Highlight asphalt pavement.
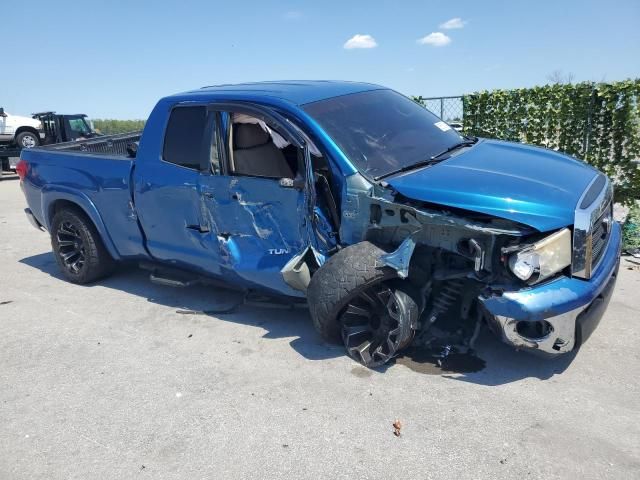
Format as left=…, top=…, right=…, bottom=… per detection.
left=1, top=175, right=639, bottom=479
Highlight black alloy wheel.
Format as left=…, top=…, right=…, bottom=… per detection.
left=340, top=282, right=415, bottom=367
left=56, top=221, right=86, bottom=275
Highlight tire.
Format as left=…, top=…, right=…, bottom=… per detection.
left=15, top=131, right=40, bottom=149
left=50, top=208, right=115, bottom=284
left=308, top=241, right=419, bottom=367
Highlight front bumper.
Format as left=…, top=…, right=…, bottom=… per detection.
left=480, top=221, right=621, bottom=356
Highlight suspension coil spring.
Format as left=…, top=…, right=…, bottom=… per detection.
left=425, top=279, right=465, bottom=325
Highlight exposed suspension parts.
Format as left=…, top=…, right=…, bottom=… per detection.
left=425, top=279, right=465, bottom=326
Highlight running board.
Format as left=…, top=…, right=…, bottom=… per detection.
left=149, top=272, right=197, bottom=288
left=139, top=261, right=242, bottom=293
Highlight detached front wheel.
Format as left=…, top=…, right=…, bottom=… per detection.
left=308, top=241, right=419, bottom=367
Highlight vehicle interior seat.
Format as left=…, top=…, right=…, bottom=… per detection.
left=232, top=123, right=294, bottom=178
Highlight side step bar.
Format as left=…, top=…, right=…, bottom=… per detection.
left=141, top=261, right=199, bottom=288
left=149, top=272, right=197, bottom=288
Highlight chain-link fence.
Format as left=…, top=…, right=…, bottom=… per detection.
left=416, top=79, right=640, bottom=204
left=413, top=96, right=464, bottom=123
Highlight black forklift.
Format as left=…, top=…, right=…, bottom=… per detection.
left=1, top=112, right=101, bottom=179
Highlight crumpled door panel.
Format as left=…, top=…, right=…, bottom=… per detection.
left=199, top=175, right=309, bottom=296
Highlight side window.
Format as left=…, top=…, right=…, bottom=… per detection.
left=228, top=114, right=298, bottom=179
left=163, top=106, right=208, bottom=170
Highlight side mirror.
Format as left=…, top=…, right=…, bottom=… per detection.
left=0, top=107, right=6, bottom=117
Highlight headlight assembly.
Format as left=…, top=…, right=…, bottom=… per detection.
left=508, top=228, right=572, bottom=284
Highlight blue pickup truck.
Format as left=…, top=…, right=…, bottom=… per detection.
left=18, top=81, right=621, bottom=367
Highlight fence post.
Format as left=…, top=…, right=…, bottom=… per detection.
left=440, top=98, right=444, bottom=119
left=462, top=95, right=465, bottom=131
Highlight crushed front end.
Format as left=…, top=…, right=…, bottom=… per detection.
left=480, top=176, right=621, bottom=355
left=340, top=171, right=621, bottom=359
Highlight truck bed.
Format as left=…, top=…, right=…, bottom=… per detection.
left=20, top=131, right=148, bottom=259
left=43, top=132, right=142, bottom=157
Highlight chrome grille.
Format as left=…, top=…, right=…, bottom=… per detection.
left=591, top=203, right=612, bottom=269
left=572, top=174, right=613, bottom=279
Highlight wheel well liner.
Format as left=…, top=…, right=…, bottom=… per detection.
left=49, top=199, right=89, bottom=221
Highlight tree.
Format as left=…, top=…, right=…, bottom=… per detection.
left=547, top=70, right=575, bottom=84
left=92, top=119, right=146, bottom=135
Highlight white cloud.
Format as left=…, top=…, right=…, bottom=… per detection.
left=417, top=32, right=451, bottom=47
left=439, top=17, right=467, bottom=29
left=283, top=11, right=303, bottom=20
left=343, top=34, right=378, bottom=49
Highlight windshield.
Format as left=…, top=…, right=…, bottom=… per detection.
left=303, top=89, right=463, bottom=179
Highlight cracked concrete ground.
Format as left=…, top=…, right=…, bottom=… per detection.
left=1, top=175, right=639, bottom=479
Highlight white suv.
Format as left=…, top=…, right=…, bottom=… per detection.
left=0, top=108, right=45, bottom=148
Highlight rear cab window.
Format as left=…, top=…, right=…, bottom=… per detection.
left=163, top=106, right=209, bottom=170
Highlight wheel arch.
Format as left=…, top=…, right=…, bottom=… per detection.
left=42, top=190, right=121, bottom=260
left=14, top=126, right=40, bottom=140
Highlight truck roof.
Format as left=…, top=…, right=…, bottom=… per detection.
left=32, top=112, right=88, bottom=118
left=178, top=80, right=385, bottom=106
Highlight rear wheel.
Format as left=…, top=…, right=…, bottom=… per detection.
left=15, top=131, right=40, bottom=149
left=308, top=241, right=419, bottom=367
left=50, top=208, right=115, bottom=284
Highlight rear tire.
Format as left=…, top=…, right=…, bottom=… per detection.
left=307, top=241, right=419, bottom=367
left=50, top=208, right=115, bottom=284
left=15, top=131, right=40, bottom=149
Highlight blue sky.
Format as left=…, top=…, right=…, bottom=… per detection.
left=3, top=0, right=639, bottom=119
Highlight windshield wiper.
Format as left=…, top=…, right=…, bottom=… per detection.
left=375, top=158, right=442, bottom=180
left=375, top=137, right=478, bottom=181
left=429, top=137, right=478, bottom=162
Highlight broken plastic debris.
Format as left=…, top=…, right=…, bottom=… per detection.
left=393, top=419, right=402, bottom=436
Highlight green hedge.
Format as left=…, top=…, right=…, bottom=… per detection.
left=462, top=80, right=640, bottom=204
left=92, top=119, right=146, bottom=135
left=623, top=203, right=640, bottom=251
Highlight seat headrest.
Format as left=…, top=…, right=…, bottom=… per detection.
left=234, top=123, right=271, bottom=149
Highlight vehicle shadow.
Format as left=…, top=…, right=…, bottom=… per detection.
left=19, top=252, right=344, bottom=362
left=21, top=252, right=577, bottom=384
left=387, top=330, right=576, bottom=385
